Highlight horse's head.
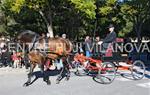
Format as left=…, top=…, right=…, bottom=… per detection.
left=16, top=30, right=39, bottom=43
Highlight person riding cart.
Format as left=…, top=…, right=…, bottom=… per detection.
left=99, top=24, right=117, bottom=53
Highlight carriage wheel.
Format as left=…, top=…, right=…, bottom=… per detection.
left=74, top=62, right=89, bottom=76
left=131, top=60, right=145, bottom=80
left=97, top=62, right=116, bottom=84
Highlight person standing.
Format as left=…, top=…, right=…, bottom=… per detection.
left=84, top=36, right=92, bottom=57
left=11, top=50, right=21, bottom=68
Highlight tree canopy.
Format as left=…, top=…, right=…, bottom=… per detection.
left=0, top=0, right=149, bottom=40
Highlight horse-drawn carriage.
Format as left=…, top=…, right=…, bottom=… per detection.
left=16, top=30, right=145, bottom=86
left=68, top=38, right=146, bottom=84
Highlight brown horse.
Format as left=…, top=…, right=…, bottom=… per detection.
left=17, top=30, right=73, bottom=86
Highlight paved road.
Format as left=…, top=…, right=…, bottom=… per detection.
left=0, top=67, right=149, bottom=95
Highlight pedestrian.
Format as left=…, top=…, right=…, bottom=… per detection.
left=11, top=50, right=21, bottom=68
left=84, top=36, right=92, bottom=57
left=94, top=36, right=101, bottom=56
left=1, top=45, right=8, bottom=67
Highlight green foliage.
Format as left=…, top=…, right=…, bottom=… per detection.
left=100, top=6, right=112, bottom=16
left=70, top=0, right=96, bottom=19
left=99, top=0, right=117, bottom=15
left=11, top=0, right=25, bottom=13
left=0, top=0, right=149, bottom=39
left=0, top=24, right=6, bottom=33
left=118, top=21, right=133, bottom=37
left=2, top=0, right=46, bottom=13
left=120, top=0, right=150, bottom=39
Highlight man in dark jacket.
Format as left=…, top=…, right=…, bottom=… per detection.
left=101, top=24, right=117, bottom=51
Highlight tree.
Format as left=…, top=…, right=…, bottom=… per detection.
left=1, top=0, right=54, bottom=37
left=1, top=0, right=149, bottom=40
left=120, top=0, right=150, bottom=42
left=98, top=0, right=132, bottom=37
left=69, top=0, right=96, bottom=19
left=0, top=0, right=16, bottom=36
left=1, top=0, right=97, bottom=38
left=97, top=0, right=150, bottom=40
left=0, top=7, right=6, bottom=34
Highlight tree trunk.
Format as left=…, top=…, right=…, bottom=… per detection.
left=39, top=10, right=54, bottom=37
left=138, top=23, right=143, bottom=42
left=47, top=0, right=54, bottom=38
left=134, top=23, right=141, bottom=59
left=135, top=22, right=143, bottom=44
left=47, top=23, right=54, bottom=38
left=47, top=9, right=54, bottom=38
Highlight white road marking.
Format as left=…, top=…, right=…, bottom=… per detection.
left=137, top=82, right=150, bottom=88
left=115, top=77, right=132, bottom=81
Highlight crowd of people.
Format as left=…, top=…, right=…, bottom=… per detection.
left=0, top=45, right=24, bottom=68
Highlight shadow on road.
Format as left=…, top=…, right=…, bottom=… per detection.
left=144, top=63, right=150, bottom=79
left=25, top=69, right=68, bottom=86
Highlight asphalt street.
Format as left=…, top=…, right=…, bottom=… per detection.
left=0, top=67, right=149, bottom=95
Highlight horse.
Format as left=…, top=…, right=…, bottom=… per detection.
left=16, top=30, right=73, bottom=86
